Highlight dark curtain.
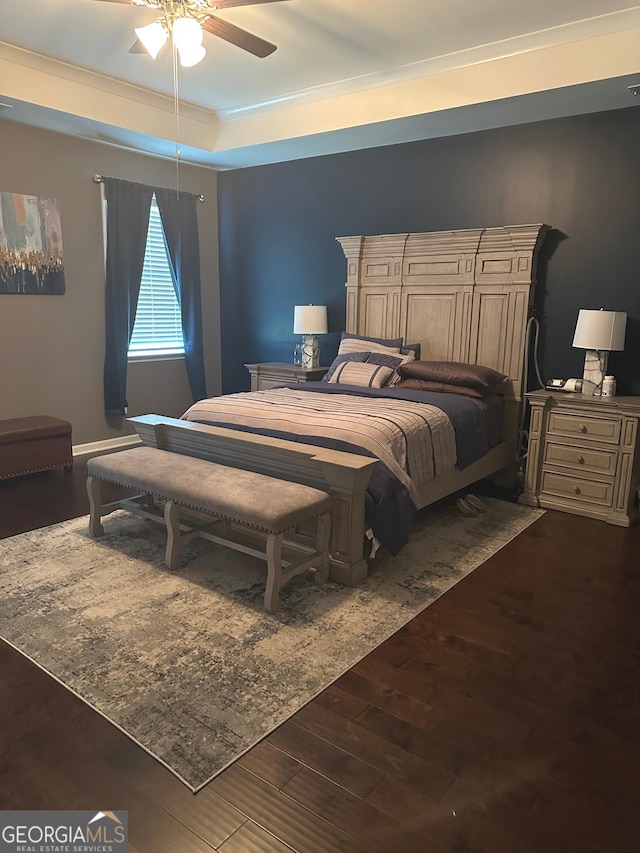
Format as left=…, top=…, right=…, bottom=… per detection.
left=156, top=188, right=208, bottom=402
left=103, top=178, right=153, bottom=417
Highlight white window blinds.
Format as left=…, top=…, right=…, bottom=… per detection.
left=128, top=197, right=185, bottom=358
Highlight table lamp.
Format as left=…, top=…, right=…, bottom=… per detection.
left=572, top=308, right=626, bottom=395
left=293, top=304, right=328, bottom=368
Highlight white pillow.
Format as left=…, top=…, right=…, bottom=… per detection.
left=323, top=351, right=370, bottom=382
left=338, top=338, right=402, bottom=356
left=328, top=361, right=394, bottom=388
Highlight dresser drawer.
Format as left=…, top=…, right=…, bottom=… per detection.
left=547, top=411, right=621, bottom=445
left=521, top=391, right=640, bottom=526
left=257, top=376, right=291, bottom=390
left=540, top=471, right=614, bottom=508
left=247, top=363, right=329, bottom=391
left=543, top=442, right=618, bottom=477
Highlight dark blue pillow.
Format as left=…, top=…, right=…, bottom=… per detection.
left=366, top=352, right=406, bottom=370
left=402, top=343, right=421, bottom=359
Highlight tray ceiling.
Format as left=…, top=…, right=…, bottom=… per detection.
left=1, top=0, right=639, bottom=168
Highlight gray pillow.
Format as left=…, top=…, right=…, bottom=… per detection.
left=397, top=377, right=485, bottom=399
left=367, top=351, right=416, bottom=387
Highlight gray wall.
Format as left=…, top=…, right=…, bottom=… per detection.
left=0, top=120, right=220, bottom=445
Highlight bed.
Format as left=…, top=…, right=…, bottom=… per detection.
left=180, top=382, right=493, bottom=557
left=130, top=223, right=550, bottom=585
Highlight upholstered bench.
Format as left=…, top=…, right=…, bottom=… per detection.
left=86, top=446, right=331, bottom=613
left=0, top=415, right=73, bottom=479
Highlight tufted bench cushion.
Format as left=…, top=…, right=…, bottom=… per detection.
left=88, top=446, right=330, bottom=534
left=0, top=415, right=73, bottom=479
left=87, top=446, right=331, bottom=612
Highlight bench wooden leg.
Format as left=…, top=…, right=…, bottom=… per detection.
left=315, top=512, right=331, bottom=584
left=264, top=532, right=284, bottom=613
left=164, top=500, right=182, bottom=570
left=87, top=475, right=104, bottom=537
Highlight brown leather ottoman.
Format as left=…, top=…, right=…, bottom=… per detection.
left=0, top=415, right=73, bottom=479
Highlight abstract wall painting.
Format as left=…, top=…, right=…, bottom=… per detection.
left=0, top=191, right=65, bottom=294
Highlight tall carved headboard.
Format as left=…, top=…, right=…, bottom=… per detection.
left=337, top=224, right=549, bottom=404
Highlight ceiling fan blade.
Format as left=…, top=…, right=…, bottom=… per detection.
left=203, top=16, right=277, bottom=58
left=129, top=39, right=148, bottom=54
left=212, top=0, right=289, bottom=7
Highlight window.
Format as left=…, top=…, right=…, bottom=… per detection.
left=128, top=197, right=184, bottom=358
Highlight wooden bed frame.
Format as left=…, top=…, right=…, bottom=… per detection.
left=131, top=223, right=550, bottom=586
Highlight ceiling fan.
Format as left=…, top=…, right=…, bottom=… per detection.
left=95, top=0, right=289, bottom=65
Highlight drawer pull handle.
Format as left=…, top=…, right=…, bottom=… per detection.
left=573, top=485, right=581, bottom=494
left=579, top=424, right=587, bottom=433
left=577, top=455, right=585, bottom=464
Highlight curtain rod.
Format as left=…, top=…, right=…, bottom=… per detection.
left=93, top=174, right=205, bottom=202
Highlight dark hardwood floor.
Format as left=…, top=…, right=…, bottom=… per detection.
left=1, top=460, right=639, bottom=852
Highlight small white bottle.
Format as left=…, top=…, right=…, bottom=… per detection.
left=602, top=376, right=616, bottom=397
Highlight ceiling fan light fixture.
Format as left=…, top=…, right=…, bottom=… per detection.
left=177, top=42, right=207, bottom=67
left=172, top=16, right=204, bottom=50
left=172, top=16, right=206, bottom=66
left=135, top=20, right=168, bottom=58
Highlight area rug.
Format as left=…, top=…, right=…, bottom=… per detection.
left=0, top=498, right=542, bottom=792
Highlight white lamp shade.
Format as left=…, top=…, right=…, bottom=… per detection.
left=178, top=42, right=206, bottom=66
left=293, top=305, right=328, bottom=335
left=173, top=16, right=204, bottom=49
left=572, top=309, right=627, bottom=351
left=135, top=21, right=168, bottom=59
left=172, top=17, right=206, bottom=66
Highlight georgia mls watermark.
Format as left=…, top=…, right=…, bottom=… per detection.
left=0, top=811, right=128, bottom=853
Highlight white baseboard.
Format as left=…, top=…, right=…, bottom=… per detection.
left=73, top=434, right=142, bottom=458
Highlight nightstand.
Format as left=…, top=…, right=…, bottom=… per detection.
left=245, top=362, right=329, bottom=391
left=519, top=390, right=640, bottom=526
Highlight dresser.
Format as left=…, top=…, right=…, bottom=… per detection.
left=519, top=391, right=640, bottom=526
left=245, top=362, right=329, bottom=391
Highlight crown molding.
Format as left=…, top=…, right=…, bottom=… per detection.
left=214, top=27, right=640, bottom=154
left=0, top=41, right=217, bottom=149
left=219, top=6, right=640, bottom=119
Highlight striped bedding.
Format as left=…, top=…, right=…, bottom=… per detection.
left=183, top=386, right=457, bottom=505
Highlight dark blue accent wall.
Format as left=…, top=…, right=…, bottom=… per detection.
left=218, top=106, right=640, bottom=395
